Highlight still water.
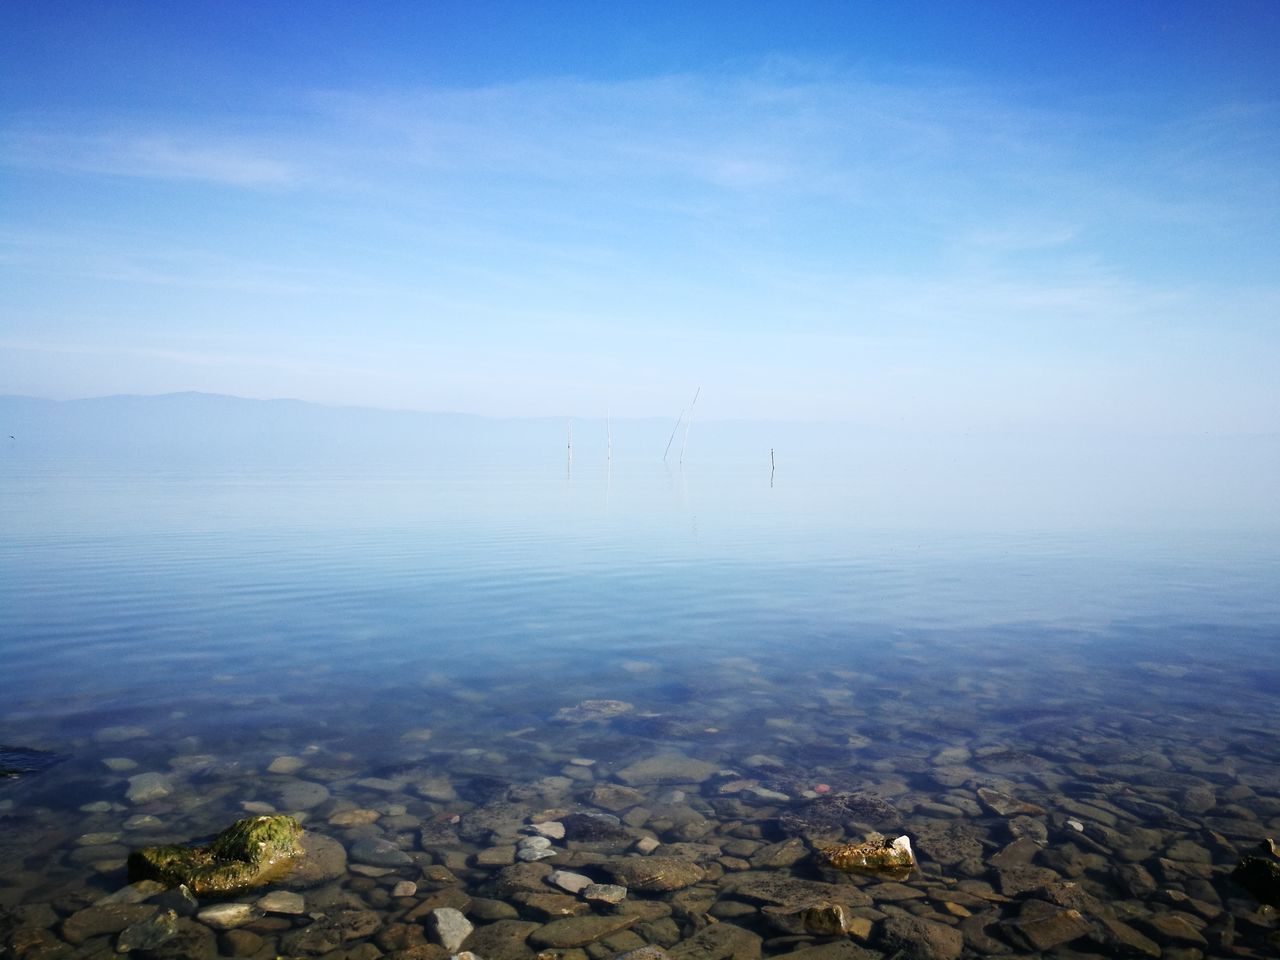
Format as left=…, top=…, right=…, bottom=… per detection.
left=1, top=443, right=1279, bottom=958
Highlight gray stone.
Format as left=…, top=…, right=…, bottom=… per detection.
left=462, top=918, right=540, bottom=960
left=548, top=869, right=593, bottom=894
left=61, top=904, right=158, bottom=945
left=583, top=882, right=627, bottom=904
left=428, top=907, right=474, bottom=953
left=616, top=753, right=718, bottom=785
left=877, top=914, right=963, bottom=960
left=282, top=831, right=347, bottom=887
left=350, top=836, right=414, bottom=867
left=276, top=779, right=331, bottom=810
left=126, top=773, right=173, bottom=804
left=256, top=890, right=305, bottom=914
left=667, top=922, right=762, bottom=960
left=529, top=914, right=637, bottom=948
left=279, top=909, right=381, bottom=954
left=115, top=908, right=178, bottom=953
left=605, top=857, right=705, bottom=892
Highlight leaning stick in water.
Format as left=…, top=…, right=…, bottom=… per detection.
left=679, top=387, right=700, bottom=464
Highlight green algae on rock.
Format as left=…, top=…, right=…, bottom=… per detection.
left=127, top=815, right=303, bottom=896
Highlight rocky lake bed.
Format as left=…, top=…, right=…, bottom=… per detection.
left=3, top=648, right=1279, bottom=960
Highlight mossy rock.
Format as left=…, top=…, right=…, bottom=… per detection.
left=128, top=815, right=303, bottom=896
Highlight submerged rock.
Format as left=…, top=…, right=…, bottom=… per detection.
left=127, top=815, right=304, bottom=896
left=1232, top=839, right=1280, bottom=906
left=605, top=856, right=706, bottom=892
left=816, top=834, right=915, bottom=878
left=554, top=699, right=634, bottom=723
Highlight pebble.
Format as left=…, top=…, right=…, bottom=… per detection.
left=256, top=891, right=305, bottom=914
left=196, top=902, right=258, bottom=930
left=102, top=757, right=138, bottom=772
left=531, top=820, right=566, bottom=839
left=549, top=870, right=593, bottom=894
left=583, top=883, right=627, bottom=904
left=349, top=837, right=414, bottom=867
left=94, top=725, right=149, bottom=743
left=240, top=800, right=275, bottom=814
left=266, top=755, right=306, bottom=775
left=125, top=772, right=173, bottom=804
left=115, top=908, right=178, bottom=952
left=392, top=880, right=417, bottom=898
left=427, top=907, right=474, bottom=953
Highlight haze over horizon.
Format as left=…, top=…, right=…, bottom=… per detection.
left=3, top=2, right=1278, bottom=432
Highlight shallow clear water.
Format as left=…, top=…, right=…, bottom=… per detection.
left=2, top=444, right=1279, bottom=958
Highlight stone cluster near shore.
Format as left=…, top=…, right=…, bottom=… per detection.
left=2, top=678, right=1280, bottom=959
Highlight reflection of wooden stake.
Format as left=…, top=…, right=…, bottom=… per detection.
left=663, top=409, right=684, bottom=462
left=567, top=419, right=573, bottom=478
left=679, top=387, right=700, bottom=465
left=606, top=409, right=612, bottom=462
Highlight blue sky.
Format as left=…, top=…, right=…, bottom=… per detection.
left=2, top=1, right=1278, bottom=430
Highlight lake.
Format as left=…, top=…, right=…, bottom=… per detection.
left=2, top=425, right=1279, bottom=958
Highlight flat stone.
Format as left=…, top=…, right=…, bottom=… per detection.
left=427, top=907, right=474, bottom=953
left=461, top=918, right=540, bottom=960
left=548, top=869, right=593, bottom=894
left=528, top=914, right=637, bottom=948
left=1003, top=905, right=1092, bottom=951
left=583, top=882, right=627, bottom=903
left=218, top=929, right=265, bottom=957
left=196, top=902, right=258, bottom=930
left=606, top=857, right=705, bottom=892
left=103, top=757, right=138, bottom=772
left=531, top=821, right=566, bottom=839
left=283, top=831, right=348, bottom=887
left=126, top=773, right=173, bottom=804
left=95, top=879, right=166, bottom=905
left=279, top=909, right=381, bottom=954
left=877, top=914, right=963, bottom=960
left=329, top=807, right=381, bottom=826
left=115, top=908, right=179, bottom=952
left=977, top=787, right=1045, bottom=817
left=747, top=838, right=806, bottom=869
left=667, top=922, right=762, bottom=960
left=256, top=890, right=305, bottom=914
left=62, top=903, right=158, bottom=944
left=350, top=837, right=414, bottom=867
left=1140, top=913, right=1208, bottom=946
left=393, top=880, right=418, bottom=897
left=616, top=753, right=718, bottom=785
left=276, top=779, right=330, bottom=810
left=356, top=776, right=403, bottom=792
left=267, top=755, right=306, bottom=775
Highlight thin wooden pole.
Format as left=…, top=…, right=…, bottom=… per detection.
left=679, top=387, right=700, bottom=464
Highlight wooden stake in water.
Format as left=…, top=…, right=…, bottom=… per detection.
left=567, top=419, right=573, bottom=478
left=770, top=448, right=775, bottom=488
left=679, top=387, right=700, bottom=465
left=606, top=409, right=612, bottom=463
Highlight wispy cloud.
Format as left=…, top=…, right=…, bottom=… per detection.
left=3, top=128, right=297, bottom=186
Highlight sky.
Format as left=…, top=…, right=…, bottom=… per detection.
left=2, top=0, right=1278, bottom=431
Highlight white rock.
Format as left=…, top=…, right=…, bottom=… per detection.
left=548, top=870, right=593, bottom=894
left=196, top=902, right=258, bottom=930
left=427, top=907, right=473, bottom=953
left=531, top=821, right=566, bottom=840
left=392, top=880, right=417, bottom=898
left=102, top=757, right=138, bottom=772
left=518, top=836, right=552, bottom=851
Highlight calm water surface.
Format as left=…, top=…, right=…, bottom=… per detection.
left=2, top=447, right=1279, bottom=957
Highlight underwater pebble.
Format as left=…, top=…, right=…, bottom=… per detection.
left=256, top=890, right=305, bottom=914
left=266, top=755, right=306, bottom=775
left=197, top=902, right=258, bottom=930
left=531, top=820, right=566, bottom=839
left=125, top=772, right=172, bottom=804
left=392, top=880, right=417, bottom=897
left=102, top=757, right=138, bottom=772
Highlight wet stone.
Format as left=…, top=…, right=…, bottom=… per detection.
left=605, top=857, right=706, bottom=892
left=1003, top=902, right=1093, bottom=951
left=616, top=753, right=718, bottom=786
left=583, top=882, right=627, bottom=903
left=115, top=907, right=178, bottom=953
left=350, top=836, right=415, bottom=867
left=427, top=907, right=474, bottom=953
left=667, top=921, right=762, bottom=960
left=462, top=918, right=540, bottom=960
left=125, top=772, right=173, bottom=804
left=195, top=901, right=258, bottom=930
left=61, top=903, right=158, bottom=944
left=977, top=787, right=1046, bottom=817
left=280, top=909, right=382, bottom=954
left=876, top=914, right=963, bottom=960
left=256, top=890, right=305, bottom=914
left=218, top=928, right=265, bottom=957
left=528, top=914, right=637, bottom=948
